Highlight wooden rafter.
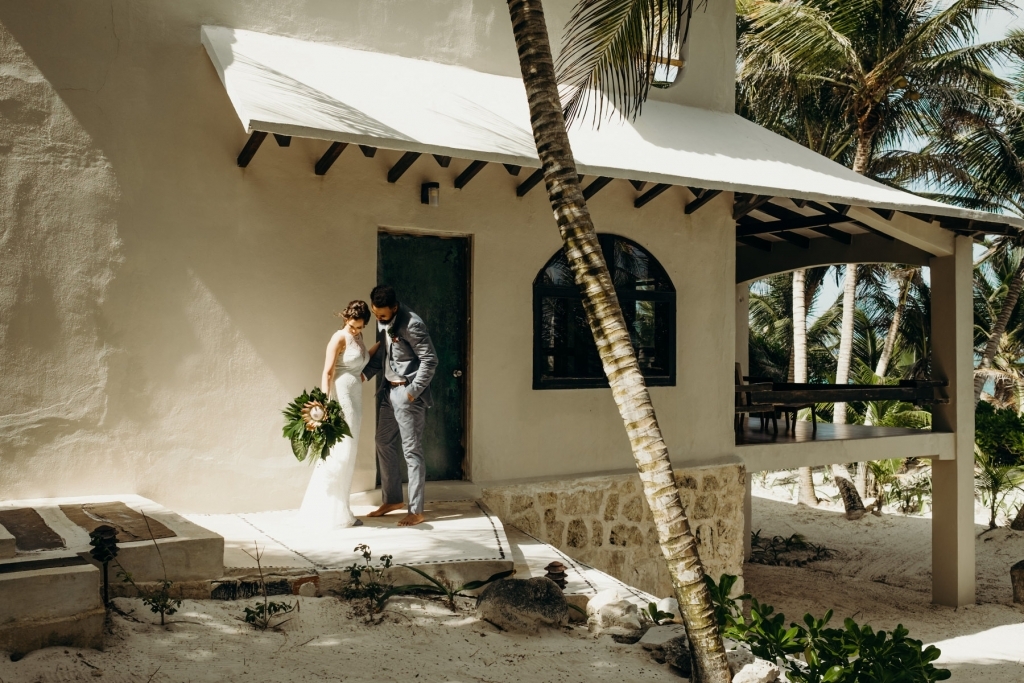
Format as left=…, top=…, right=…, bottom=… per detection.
left=776, top=231, right=810, bottom=249
left=738, top=235, right=773, bottom=252
left=433, top=154, right=452, bottom=168
left=733, top=194, right=772, bottom=220
left=503, top=164, right=522, bottom=176
left=455, top=160, right=488, bottom=188
left=388, top=152, right=421, bottom=183
left=359, top=145, right=377, bottom=157
left=634, top=183, right=671, bottom=208
left=583, top=176, right=613, bottom=200
left=629, top=179, right=647, bottom=191
left=236, top=131, right=267, bottom=167
left=273, top=134, right=291, bottom=147
left=809, top=225, right=853, bottom=244
left=516, top=168, right=545, bottom=197
left=685, top=188, right=721, bottom=215
left=315, top=142, right=348, bottom=175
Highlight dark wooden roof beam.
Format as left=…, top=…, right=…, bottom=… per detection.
left=734, top=194, right=773, bottom=220
left=870, top=207, right=896, bottom=220
left=273, top=134, right=291, bottom=147
left=583, top=176, right=613, bottom=200
left=685, top=188, right=722, bottom=215
left=809, top=225, right=854, bottom=244
left=315, top=141, right=348, bottom=176
left=630, top=179, right=647, bottom=191
left=634, top=183, right=672, bottom=208
left=503, top=164, right=522, bottom=176
left=777, top=231, right=810, bottom=248
left=359, top=145, right=377, bottom=157
left=738, top=213, right=854, bottom=235
left=516, top=168, right=545, bottom=197
left=738, top=235, right=773, bottom=252
left=237, top=131, right=267, bottom=167
left=455, top=160, right=488, bottom=189
left=433, top=154, right=452, bottom=168
left=387, top=151, right=421, bottom=183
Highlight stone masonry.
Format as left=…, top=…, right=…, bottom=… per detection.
left=481, top=464, right=745, bottom=599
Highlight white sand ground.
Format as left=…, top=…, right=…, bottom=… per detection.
left=747, top=473, right=1024, bottom=682
left=0, top=596, right=681, bottom=683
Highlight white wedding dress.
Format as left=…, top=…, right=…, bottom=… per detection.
left=299, top=328, right=368, bottom=527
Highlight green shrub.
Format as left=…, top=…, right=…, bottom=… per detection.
left=705, top=575, right=951, bottom=682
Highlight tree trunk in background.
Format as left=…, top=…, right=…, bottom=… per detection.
left=832, top=265, right=866, bottom=516
left=793, top=269, right=818, bottom=506
left=975, top=258, right=1024, bottom=402
left=1011, top=502, right=1024, bottom=531
left=874, top=272, right=912, bottom=381
left=505, top=3, right=729, bottom=681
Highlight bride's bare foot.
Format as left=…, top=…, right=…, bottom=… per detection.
left=397, top=513, right=425, bottom=527
left=368, top=503, right=404, bottom=517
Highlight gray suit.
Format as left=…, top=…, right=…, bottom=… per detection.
left=364, top=306, right=437, bottom=514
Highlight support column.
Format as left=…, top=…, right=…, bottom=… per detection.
left=736, top=283, right=752, bottom=561
left=930, top=236, right=975, bottom=607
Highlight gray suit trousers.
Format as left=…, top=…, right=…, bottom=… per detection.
left=376, top=385, right=427, bottom=514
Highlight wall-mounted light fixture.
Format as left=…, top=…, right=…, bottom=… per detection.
left=421, top=182, right=440, bottom=206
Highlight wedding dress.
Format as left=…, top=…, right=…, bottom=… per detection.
left=299, top=328, right=368, bottom=527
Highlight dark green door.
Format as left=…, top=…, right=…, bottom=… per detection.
left=377, top=232, right=468, bottom=481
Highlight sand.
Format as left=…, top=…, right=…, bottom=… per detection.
left=0, top=596, right=683, bottom=683
left=747, top=472, right=1024, bottom=682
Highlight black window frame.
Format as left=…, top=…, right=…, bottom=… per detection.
left=532, top=234, right=677, bottom=390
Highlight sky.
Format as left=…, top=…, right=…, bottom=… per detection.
left=806, top=2, right=1024, bottom=319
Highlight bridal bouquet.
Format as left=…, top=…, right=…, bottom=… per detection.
left=282, top=387, right=351, bottom=463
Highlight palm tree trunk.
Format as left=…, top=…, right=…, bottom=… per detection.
left=832, top=264, right=867, bottom=516
left=874, top=272, right=912, bottom=381
left=975, top=257, right=1024, bottom=401
left=505, top=3, right=729, bottom=681
left=1011, top=503, right=1024, bottom=531
left=793, top=269, right=818, bottom=506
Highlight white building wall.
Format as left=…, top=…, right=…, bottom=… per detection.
left=0, top=1, right=737, bottom=512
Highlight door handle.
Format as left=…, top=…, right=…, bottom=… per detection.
left=453, top=370, right=463, bottom=378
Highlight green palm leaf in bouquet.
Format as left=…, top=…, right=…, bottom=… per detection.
left=282, top=387, right=352, bottom=463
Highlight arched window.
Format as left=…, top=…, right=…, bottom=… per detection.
left=533, top=234, right=676, bottom=390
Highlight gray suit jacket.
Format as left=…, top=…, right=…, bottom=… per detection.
left=364, top=306, right=438, bottom=406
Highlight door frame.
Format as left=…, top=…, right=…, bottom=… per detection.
left=377, top=226, right=474, bottom=481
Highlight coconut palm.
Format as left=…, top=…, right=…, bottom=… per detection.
left=504, top=2, right=729, bottom=679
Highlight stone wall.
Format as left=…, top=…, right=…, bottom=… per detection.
left=481, top=464, right=745, bottom=598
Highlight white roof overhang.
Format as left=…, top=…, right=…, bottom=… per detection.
left=201, top=25, right=1023, bottom=249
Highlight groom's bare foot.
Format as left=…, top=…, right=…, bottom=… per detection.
left=397, top=513, right=425, bottom=527
left=368, top=503, right=404, bottom=517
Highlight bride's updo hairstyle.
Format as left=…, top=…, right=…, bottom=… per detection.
left=337, top=300, right=371, bottom=324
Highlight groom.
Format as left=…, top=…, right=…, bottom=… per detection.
left=363, top=284, right=437, bottom=527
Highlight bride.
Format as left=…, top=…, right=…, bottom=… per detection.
left=299, top=300, right=378, bottom=527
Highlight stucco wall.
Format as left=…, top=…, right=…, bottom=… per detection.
left=0, top=1, right=737, bottom=512
left=481, top=464, right=747, bottom=598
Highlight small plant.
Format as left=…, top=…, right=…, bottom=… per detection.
left=749, top=531, right=835, bottom=567
left=342, top=544, right=395, bottom=612
left=115, top=513, right=182, bottom=626
left=378, top=565, right=514, bottom=612
left=642, top=602, right=676, bottom=625
left=705, top=574, right=951, bottom=683
left=241, top=543, right=296, bottom=630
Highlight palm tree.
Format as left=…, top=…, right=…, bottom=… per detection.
left=504, top=2, right=729, bottom=680
left=792, top=269, right=819, bottom=506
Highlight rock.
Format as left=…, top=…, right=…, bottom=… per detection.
left=564, top=594, right=589, bottom=622
left=589, top=599, right=641, bottom=634
left=639, top=624, right=688, bottom=650
left=298, top=582, right=317, bottom=597
left=661, top=636, right=692, bottom=677
left=732, top=658, right=781, bottom=683
left=656, top=597, right=680, bottom=621
left=586, top=588, right=623, bottom=617
left=475, top=578, right=568, bottom=633
left=727, top=646, right=756, bottom=674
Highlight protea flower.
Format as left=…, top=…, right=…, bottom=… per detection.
left=301, top=400, right=327, bottom=430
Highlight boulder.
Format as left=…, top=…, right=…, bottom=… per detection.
left=727, top=646, right=756, bottom=674
left=732, top=658, right=781, bottom=683
left=586, top=588, right=623, bottom=617
left=639, top=624, right=688, bottom=650
left=589, top=599, right=642, bottom=634
left=660, top=636, right=692, bottom=677
left=475, top=577, right=568, bottom=633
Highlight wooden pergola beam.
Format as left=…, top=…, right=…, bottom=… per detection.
left=634, top=183, right=671, bottom=208
left=388, top=152, right=421, bottom=183
left=733, top=194, right=773, bottom=220
left=503, top=164, right=522, bottom=176
left=237, top=131, right=267, bottom=167
left=629, top=179, right=647, bottom=191
left=685, top=188, right=721, bottom=215
left=455, top=160, right=488, bottom=189
left=516, top=168, right=545, bottom=197
left=433, top=154, right=452, bottom=168
left=738, top=235, right=773, bottom=252
left=315, top=142, right=348, bottom=176
left=582, top=176, right=613, bottom=200
left=359, top=145, right=377, bottom=157
left=776, top=231, right=810, bottom=249
left=273, top=134, right=291, bottom=147
left=809, top=225, right=854, bottom=244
